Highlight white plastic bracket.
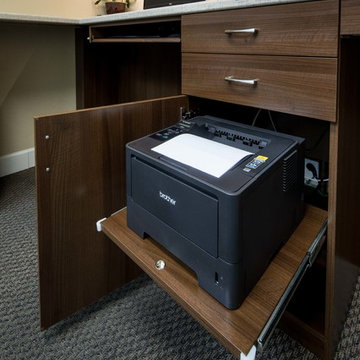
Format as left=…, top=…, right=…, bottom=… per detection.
left=240, top=345, right=256, bottom=360
left=96, top=217, right=107, bottom=232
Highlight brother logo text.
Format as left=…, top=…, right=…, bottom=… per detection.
left=159, top=191, right=176, bottom=206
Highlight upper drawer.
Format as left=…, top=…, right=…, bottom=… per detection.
left=182, top=0, right=338, bottom=57
left=182, top=53, right=337, bottom=122
left=341, top=0, right=360, bottom=35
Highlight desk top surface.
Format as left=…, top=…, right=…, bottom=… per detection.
left=0, top=0, right=312, bottom=26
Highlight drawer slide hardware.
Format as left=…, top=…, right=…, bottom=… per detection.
left=225, top=76, right=258, bottom=87
left=256, top=219, right=328, bottom=352
left=225, top=28, right=258, bottom=35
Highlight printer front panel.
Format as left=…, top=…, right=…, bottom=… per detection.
left=130, top=156, right=219, bottom=257
left=126, top=149, right=250, bottom=309
left=127, top=193, right=246, bottom=309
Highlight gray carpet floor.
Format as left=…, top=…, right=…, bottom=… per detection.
left=0, top=168, right=359, bottom=360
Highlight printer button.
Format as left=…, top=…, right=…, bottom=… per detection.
left=259, top=141, right=267, bottom=149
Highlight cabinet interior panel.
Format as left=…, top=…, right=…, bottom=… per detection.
left=77, top=39, right=181, bottom=109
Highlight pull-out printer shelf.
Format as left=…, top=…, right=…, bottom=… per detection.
left=100, top=205, right=327, bottom=359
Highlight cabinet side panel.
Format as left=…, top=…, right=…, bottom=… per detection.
left=35, top=95, right=188, bottom=329
left=326, top=38, right=360, bottom=358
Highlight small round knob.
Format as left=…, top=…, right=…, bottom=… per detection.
left=155, top=260, right=166, bottom=270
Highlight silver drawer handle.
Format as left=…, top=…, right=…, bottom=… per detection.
left=225, top=76, right=258, bottom=87
left=225, top=28, right=258, bottom=35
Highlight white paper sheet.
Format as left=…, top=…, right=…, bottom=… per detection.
left=151, top=133, right=253, bottom=178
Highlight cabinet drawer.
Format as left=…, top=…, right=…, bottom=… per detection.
left=341, top=0, right=360, bottom=35
left=182, top=0, right=338, bottom=57
left=182, top=53, right=337, bottom=122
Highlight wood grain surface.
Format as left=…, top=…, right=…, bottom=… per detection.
left=341, top=0, right=360, bottom=35
left=280, top=311, right=326, bottom=358
left=101, top=205, right=327, bottom=358
left=182, top=0, right=338, bottom=57
left=35, top=95, right=188, bottom=329
left=76, top=38, right=181, bottom=109
left=325, top=37, right=360, bottom=359
left=182, top=53, right=337, bottom=122
left=90, top=38, right=181, bottom=43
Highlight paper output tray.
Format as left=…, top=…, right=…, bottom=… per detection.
left=100, top=205, right=327, bottom=359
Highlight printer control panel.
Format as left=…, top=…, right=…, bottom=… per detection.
left=151, top=117, right=269, bottom=151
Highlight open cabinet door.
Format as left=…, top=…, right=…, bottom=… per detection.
left=35, top=95, right=188, bottom=329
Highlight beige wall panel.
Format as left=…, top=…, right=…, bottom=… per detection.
left=0, top=23, right=76, bottom=156
left=0, top=0, right=143, bottom=17
left=0, top=0, right=94, bottom=18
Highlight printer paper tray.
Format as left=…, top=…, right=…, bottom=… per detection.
left=101, top=205, right=327, bottom=359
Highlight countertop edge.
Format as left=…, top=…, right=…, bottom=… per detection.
left=0, top=12, right=79, bottom=25
left=79, top=0, right=307, bottom=25
left=0, top=0, right=313, bottom=26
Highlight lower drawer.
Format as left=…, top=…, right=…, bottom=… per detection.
left=182, top=54, right=337, bottom=122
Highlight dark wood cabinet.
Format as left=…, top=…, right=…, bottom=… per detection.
left=35, top=95, right=188, bottom=328
left=341, top=0, right=360, bottom=34
left=35, top=1, right=360, bottom=359
left=75, top=21, right=181, bottom=109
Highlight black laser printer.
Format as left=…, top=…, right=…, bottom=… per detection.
left=126, top=115, right=305, bottom=309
